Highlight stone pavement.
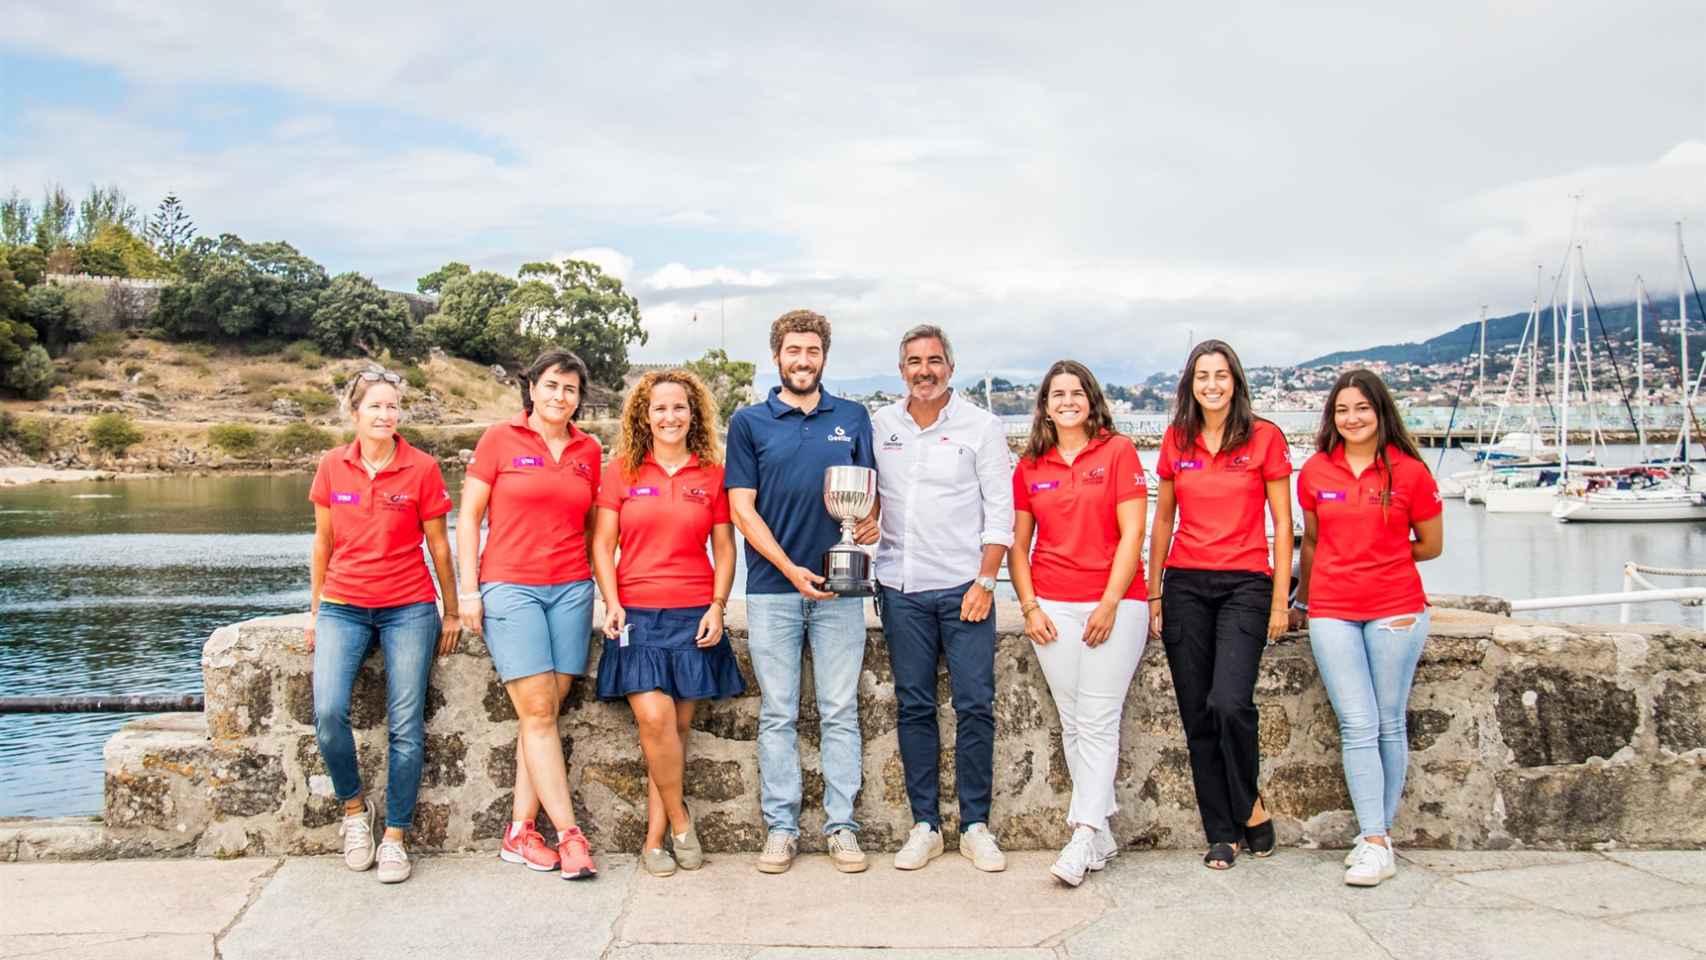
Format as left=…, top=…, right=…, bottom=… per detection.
left=3, top=848, right=1705, bottom=959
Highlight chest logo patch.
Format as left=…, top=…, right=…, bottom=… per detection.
left=332, top=492, right=360, bottom=505
left=1082, top=465, right=1107, bottom=484
left=1177, top=459, right=1203, bottom=470
left=629, top=486, right=660, bottom=497
left=684, top=487, right=711, bottom=504
left=1029, top=480, right=1061, bottom=493
left=1318, top=490, right=1348, bottom=502
left=828, top=425, right=853, bottom=443
left=882, top=432, right=904, bottom=451
left=512, top=456, right=543, bottom=468
left=573, top=460, right=595, bottom=479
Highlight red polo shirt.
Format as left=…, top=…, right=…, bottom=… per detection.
left=1156, top=419, right=1291, bottom=574
left=1297, top=444, right=1441, bottom=620
left=595, top=452, right=731, bottom=609
left=1012, top=433, right=1147, bottom=603
left=467, top=413, right=602, bottom=585
left=309, top=435, right=453, bottom=608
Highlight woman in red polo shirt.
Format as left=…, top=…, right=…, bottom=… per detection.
left=1145, top=339, right=1293, bottom=871
left=590, top=369, right=743, bottom=878
left=1009, top=359, right=1147, bottom=888
left=457, top=349, right=601, bottom=880
left=1290, top=369, right=1443, bottom=888
left=308, top=369, right=461, bottom=885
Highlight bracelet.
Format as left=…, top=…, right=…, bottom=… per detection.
left=1291, top=600, right=1309, bottom=612
left=1148, top=592, right=1162, bottom=601
left=1019, top=600, right=1041, bottom=615
left=712, top=597, right=729, bottom=612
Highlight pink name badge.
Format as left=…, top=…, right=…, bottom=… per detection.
left=1178, top=460, right=1203, bottom=470
left=1318, top=490, right=1348, bottom=502
left=512, top=456, right=544, bottom=468
left=332, top=492, right=360, bottom=505
left=629, top=486, right=660, bottom=497
left=1029, top=480, right=1061, bottom=493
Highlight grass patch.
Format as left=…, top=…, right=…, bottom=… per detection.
left=282, top=340, right=326, bottom=369
left=271, top=422, right=336, bottom=457
left=241, top=369, right=291, bottom=397
left=270, top=386, right=336, bottom=416
left=67, top=359, right=106, bottom=381
left=402, top=365, right=428, bottom=390
left=87, top=413, right=143, bottom=456
left=240, top=338, right=287, bottom=357
left=12, top=417, right=56, bottom=459
left=71, top=332, right=126, bottom=361
left=207, top=423, right=263, bottom=456
left=122, top=363, right=145, bottom=378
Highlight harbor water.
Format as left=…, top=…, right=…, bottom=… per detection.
left=2, top=446, right=1701, bottom=817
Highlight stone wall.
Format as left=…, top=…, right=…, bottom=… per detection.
left=93, top=598, right=1706, bottom=858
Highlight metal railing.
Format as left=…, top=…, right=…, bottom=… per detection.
left=0, top=694, right=204, bottom=714
left=1508, top=561, right=1706, bottom=627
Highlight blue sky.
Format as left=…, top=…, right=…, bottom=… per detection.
left=4, top=3, right=1703, bottom=384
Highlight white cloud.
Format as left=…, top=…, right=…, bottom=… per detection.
left=557, top=248, right=635, bottom=284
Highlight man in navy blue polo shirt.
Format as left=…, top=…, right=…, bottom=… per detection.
left=726, top=308, right=877, bottom=876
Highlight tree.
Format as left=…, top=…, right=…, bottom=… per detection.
left=34, top=185, right=73, bottom=252
left=156, top=234, right=329, bottom=341
left=685, top=348, right=756, bottom=427
left=506, top=258, right=647, bottom=387
left=416, top=261, right=470, bottom=296
left=143, top=193, right=195, bottom=259
left=420, top=269, right=522, bottom=364
left=310, top=272, right=423, bottom=362
left=77, top=224, right=168, bottom=279
left=0, top=191, right=31, bottom=249
left=23, top=284, right=87, bottom=355
left=74, top=185, right=138, bottom=244
left=0, top=265, right=50, bottom=399
left=2, top=344, right=54, bottom=399
left=3, top=245, right=45, bottom=287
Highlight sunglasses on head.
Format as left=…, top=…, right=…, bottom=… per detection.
left=355, top=370, right=403, bottom=385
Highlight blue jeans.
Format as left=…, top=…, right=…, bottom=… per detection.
left=1308, top=609, right=1431, bottom=838
left=313, top=601, right=440, bottom=830
left=745, top=593, right=867, bottom=836
left=878, top=582, right=995, bottom=832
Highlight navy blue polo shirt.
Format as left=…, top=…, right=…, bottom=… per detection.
left=725, top=387, right=876, bottom=594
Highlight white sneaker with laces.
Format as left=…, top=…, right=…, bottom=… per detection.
left=958, top=823, right=1006, bottom=873
left=339, top=799, right=377, bottom=871
left=894, top=822, right=943, bottom=870
left=1344, top=839, right=1396, bottom=887
left=756, top=831, right=798, bottom=874
left=375, top=839, right=411, bottom=884
left=1050, top=826, right=1097, bottom=887
left=1090, top=826, right=1119, bottom=870
left=827, top=828, right=868, bottom=873
left=1343, top=837, right=1369, bottom=867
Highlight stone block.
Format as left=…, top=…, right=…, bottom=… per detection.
left=1494, top=666, right=1638, bottom=766
left=1655, top=676, right=1706, bottom=754
left=1497, top=760, right=1706, bottom=845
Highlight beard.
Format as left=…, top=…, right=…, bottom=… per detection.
left=778, top=362, right=823, bottom=397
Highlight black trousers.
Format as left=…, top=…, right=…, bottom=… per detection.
left=1160, top=567, right=1271, bottom=844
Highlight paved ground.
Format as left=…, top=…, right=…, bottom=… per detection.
left=3, top=848, right=1705, bottom=959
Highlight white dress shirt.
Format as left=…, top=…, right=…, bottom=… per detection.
left=873, top=389, right=1015, bottom=593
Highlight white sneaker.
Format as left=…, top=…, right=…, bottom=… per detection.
left=375, top=839, right=411, bottom=883
left=339, top=798, right=377, bottom=871
left=1344, top=839, right=1395, bottom=887
left=894, top=822, right=944, bottom=870
left=827, top=829, right=868, bottom=874
left=1343, top=836, right=1395, bottom=867
left=1050, top=826, right=1097, bottom=887
left=1090, top=826, right=1119, bottom=870
left=958, top=823, right=1006, bottom=873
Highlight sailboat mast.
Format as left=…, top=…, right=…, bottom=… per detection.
left=1560, top=251, right=1576, bottom=481
left=1529, top=266, right=1542, bottom=457
left=1476, top=305, right=1487, bottom=445
left=1680, top=222, right=1690, bottom=469
left=1636, top=276, right=1647, bottom=457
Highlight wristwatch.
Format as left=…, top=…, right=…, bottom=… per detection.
left=974, top=576, right=997, bottom=592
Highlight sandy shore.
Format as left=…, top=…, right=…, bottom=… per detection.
left=0, top=466, right=117, bottom=487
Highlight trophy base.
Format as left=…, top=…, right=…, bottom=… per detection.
left=822, top=546, right=874, bottom=598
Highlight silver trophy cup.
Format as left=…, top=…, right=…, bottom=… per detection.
left=821, top=465, right=878, bottom=597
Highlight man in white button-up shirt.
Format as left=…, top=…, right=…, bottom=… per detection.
left=872, top=324, right=1014, bottom=873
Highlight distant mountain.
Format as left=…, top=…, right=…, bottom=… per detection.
left=1298, top=300, right=1688, bottom=369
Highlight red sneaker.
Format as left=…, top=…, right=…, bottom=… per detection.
left=558, top=826, right=597, bottom=880
left=499, top=821, right=559, bottom=872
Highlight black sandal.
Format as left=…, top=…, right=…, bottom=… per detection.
left=1244, top=817, right=1276, bottom=859
left=1203, top=842, right=1238, bottom=870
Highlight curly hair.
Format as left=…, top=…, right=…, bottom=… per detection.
left=769, top=309, right=832, bottom=355
left=615, top=369, right=723, bottom=480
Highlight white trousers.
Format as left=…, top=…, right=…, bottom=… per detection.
left=1031, top=598, right=1149, bottom=832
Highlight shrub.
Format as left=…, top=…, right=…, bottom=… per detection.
left=139, top=326, right=170, bottom=340
left=270, top=386, right=335, bottom=416
left=122, top=363, right=145, bottom=378
left=87, top=413, right=143, bottom=456
left=241, top=369, right=290, bottom=396
left=71, top=332, right=126, bottom=361
left=282, top=340, right=325, bottom=369
left=402, top=365, right=428, bottom=390
left=271, top=422, right=335, bottom=457
left=13, top=417, right=56, bottom=459
left=240, top=338, right=287, bottom=357
left=181, top=342, right=217, bottom=359
left=207, top=423, right=262, bottom=456
left=68, top=359, right=105, bottom=381
left=448, top=384, right=466, bottom=399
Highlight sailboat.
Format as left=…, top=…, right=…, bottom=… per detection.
left=1555, top=223, right=1706, bottom=523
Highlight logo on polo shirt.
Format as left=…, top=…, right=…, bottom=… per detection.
left=332, top=492, right=360, bottom=505
left=1178, top=459, right=1203, bottom=470
left=882, top=432, right=904, bottom=451
left=1318, top=490, right=1348, bottom=502
left=512, top=456, right=543, bottom=468
left=573, top=460, right=595, bottom=479
left=1029, top=480, right=1061, bottom=493
left=382, top=491, right=413, bottom=512
left=629, top=486, right=660, bottom=497
left=684, top=486, right=711, bottom=504
left=828, top=425, right=853, bottom=443
left=1082, top=465, right=1106, bottom=484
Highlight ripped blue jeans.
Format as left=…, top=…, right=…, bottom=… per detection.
left=1307, top=610, right=1431, bottom=838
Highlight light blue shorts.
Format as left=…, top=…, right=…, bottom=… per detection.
left=480, top=579, right=595, bottom=682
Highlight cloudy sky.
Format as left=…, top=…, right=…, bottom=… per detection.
left=4, top=2, right=1703, bottom=385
